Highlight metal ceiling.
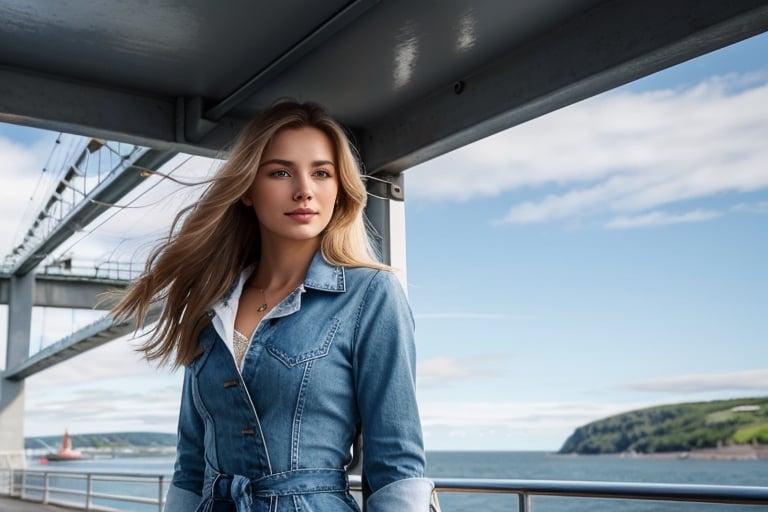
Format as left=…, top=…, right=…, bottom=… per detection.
left=1, top=0, right=766, bottom=174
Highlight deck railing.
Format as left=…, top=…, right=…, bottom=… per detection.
left=0, top=468, right=168, bottom=511
left=424, top=477, right=768, bottom=511
left=2, top=468, right=768, bottom=511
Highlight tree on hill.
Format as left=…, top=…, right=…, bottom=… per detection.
left=559, top=397, right=768, bottom=454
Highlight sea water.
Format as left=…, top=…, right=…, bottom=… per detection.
left=427, top=451, right=768, bottom=512
left=24, top=451, right=768, bottom=511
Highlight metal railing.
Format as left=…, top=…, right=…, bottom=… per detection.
left=424, top=477, right=768, bottom=510
left=0, top=468, right=168, bottom=511
left=2, top=468, right=768, bottom=511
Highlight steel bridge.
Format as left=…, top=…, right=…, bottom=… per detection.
left=0, top=0, right=767, bottom=474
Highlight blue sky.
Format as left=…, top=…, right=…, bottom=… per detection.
left=1, top=33, right=766, bottom=451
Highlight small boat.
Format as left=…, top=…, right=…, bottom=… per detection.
left=44, top=429, right=87, bottom=461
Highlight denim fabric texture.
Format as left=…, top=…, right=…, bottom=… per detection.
left=165, top=252, right=432, bottom=511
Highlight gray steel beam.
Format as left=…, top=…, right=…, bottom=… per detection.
left=0, top=1, right=381, bottom=149
left=11, top=148, right=177, bottom=276
left=360, top=0, right=768, bottom=173
left=0, top=274, right=34, bottom=450
left=203, top=0, right=379, bottom=122
left=364, top=195, right=391, bottom=266
left=3, top=304, right=162, bottom=381
left=0, top=67, right=242, bottom=158
left=0, top=274, right=129, bottom=309
left=363, top=173, right=404, bottom=265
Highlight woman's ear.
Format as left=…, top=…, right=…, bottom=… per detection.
left=242, top=195, right=253, bottom=207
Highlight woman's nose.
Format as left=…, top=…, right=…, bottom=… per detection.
left=293, top=176, right=312, bottom=201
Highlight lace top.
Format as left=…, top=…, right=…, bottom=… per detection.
left=233, top=329, right=249, bottom=366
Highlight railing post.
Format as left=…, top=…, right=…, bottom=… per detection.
left=517, top=492, right=530, bottom=512
left=86, top=473, right=93, bottom=511
left=43, top=472, right=49, bottom=503
left=20, top=469, right=26, bottom=500
left=158, top=475, right=164, bottom=512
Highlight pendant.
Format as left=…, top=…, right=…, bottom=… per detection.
left=257, top=303, right=268, bottom=312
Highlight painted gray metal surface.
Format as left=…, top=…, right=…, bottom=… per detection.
left=3, top=304, right=162, bottom=382
left=360, top=1, right=768, bottom=173
left=1, top=1, right=766, bottom=171
left=425, top=477, right=768, bottom=506
left=0, top=274, right=33, bottom=451
left=0, top=275, right=128, bottom=309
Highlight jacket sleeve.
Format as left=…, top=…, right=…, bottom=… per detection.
left=353, top=271, right=433, bottom=511
left=165, top=367, right=205, bottom=512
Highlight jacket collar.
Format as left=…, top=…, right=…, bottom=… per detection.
left=303, top=251, right=346, bottom=293
left=220, top=250, right=345, bottom=304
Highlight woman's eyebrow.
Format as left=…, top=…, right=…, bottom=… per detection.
left=259, top=158, right=336, bottom=168
left=258, top=158, right=293, bottom=168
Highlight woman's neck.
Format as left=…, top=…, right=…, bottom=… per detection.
left=250, top=238, right=320, bottom=290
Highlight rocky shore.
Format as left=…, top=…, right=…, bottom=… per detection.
left=618, top=444, right=768, bottom=460
left=682, top=444, right=768, bottom=460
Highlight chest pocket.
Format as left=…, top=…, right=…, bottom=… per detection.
left=263, top=317, right=341, bottom=368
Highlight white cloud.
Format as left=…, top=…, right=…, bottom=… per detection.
left=623, top=368, right=768, bottom=393
left=732, top=201, right=768, bottom=214
left=24, top=338, right=182, bottom=436
left=0, top=134, right=57, bottom=258
left=25, top=336, right=169, bottom=388
left=25, top=383, right=181, bottom=436
left=418, top=400, right=631, bottom=449
left=406, top=71, right=768, bottom=228
left=419, top=401, right=648, bottom=429
left=605, top=209, right=721, bottom=229
left=418, top=357, right=480, bottom=379
left=417, top=355, right=511, bottom=388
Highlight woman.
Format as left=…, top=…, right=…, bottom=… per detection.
left=112, top=101, right=433, bottom=511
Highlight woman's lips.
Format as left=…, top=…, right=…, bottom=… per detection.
left=286, top=209, right=318, bottom=222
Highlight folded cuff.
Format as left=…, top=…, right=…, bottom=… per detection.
left=367, top=477, right=434, bottom=512
left=164, top=484, right=202, bottom=512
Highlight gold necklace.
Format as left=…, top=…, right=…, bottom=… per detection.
left=253, top=277, right=301, bottom=313
left=256, top=288, right=268, bottom=312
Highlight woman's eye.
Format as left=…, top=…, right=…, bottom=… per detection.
left=313, top=169, right=331, bottom=178
left=270, top=169, right=290, bottom=177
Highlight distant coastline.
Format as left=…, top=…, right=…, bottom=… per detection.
left=559, top=396, right=768, bottom=456
left=550, top=444, right=768, bottom=460
left=25, top=431, right=177, bottom=459
left=640, top=444, right=768, bottom=460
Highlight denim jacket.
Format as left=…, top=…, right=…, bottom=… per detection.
left=165, top=252, right=433, bottom=511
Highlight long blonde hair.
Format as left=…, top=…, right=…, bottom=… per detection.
left=112, top=101, right=387, bottom=368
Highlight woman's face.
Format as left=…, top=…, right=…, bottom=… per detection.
left=242, top=126, right=339, bottom=247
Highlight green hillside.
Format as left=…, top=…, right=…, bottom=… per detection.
left=559, top=397, right=768, bottom=454
left=25, top=431, right=177, bottom=450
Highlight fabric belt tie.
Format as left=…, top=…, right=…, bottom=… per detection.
left=210, top=468, right=349, bottom=511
